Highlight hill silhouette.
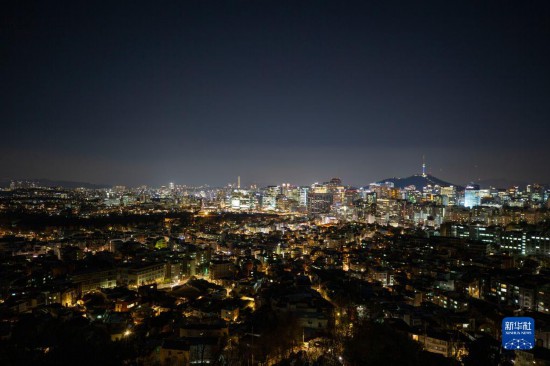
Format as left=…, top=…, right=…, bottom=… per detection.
left=377, top=174, right=462, bottom=190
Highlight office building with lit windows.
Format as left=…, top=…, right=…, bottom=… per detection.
left=464, top=184, right=481, bottom=208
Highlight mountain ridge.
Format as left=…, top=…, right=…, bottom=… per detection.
left=376, top=174, right=462, bottom=190
left=0, top=178, right=110, bottom=189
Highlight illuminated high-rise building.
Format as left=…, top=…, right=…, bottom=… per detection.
left=464, top=184, right=481, bottom=208
left=440, top=186, right=456, bottom=206
left=299, top=186, right=309, bottom=208
left=308, top=183, right=332, bottom=214
left=262, top=186, right=279, bottom=210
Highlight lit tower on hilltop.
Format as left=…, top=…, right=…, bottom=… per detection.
left=422, top=155, right=427, bottom=177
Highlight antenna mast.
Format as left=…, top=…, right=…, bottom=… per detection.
left=422, top=155, right=426, bottom=177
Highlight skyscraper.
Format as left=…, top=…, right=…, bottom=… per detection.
left=464, top=184, right=481, bottom=208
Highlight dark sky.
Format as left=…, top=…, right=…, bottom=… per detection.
left=1, top=1, right=549, bottom=187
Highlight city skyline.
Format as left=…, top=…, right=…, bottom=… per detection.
left=2, top=1, right=550, bottom=187
left=0, top=159, right=548, bottom=188
left=2, top=165, right=542, bottom=190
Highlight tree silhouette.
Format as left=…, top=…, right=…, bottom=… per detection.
left=343, top=321, right=454, bottom=366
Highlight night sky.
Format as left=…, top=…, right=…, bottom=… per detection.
left=2, top=1, right=549, bottom=187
